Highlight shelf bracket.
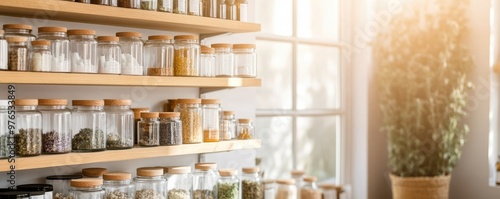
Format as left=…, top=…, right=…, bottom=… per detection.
left=200, top=32, right=233, bottom=44
left=199, top=87, right=233, bottom=94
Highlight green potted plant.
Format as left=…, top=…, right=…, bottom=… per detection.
left=373, top=0, right=473, bottom=198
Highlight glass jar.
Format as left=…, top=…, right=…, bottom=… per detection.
left=0, top=191, right=30, bottom=199
left=263, top=180, right=276, bottom=199
left=131, top=108, right=150, bottom=145
left=118, top=0, right=140, bottom=8
left=0, top=100, right=8, bottom=159
left=235, top=0, right=247, bottom=21
left=225, top=0, right=236, bottom=20
left=276, top=179, right=297, bottom=199
left=15, top=99, right=42, bottom=157
left=141, top=0, right=157, bottom=10
left=7, top=36, right=29, bottom=71
left=144, top=35, right=174, bottom=76
left=158, top=0, right=173, bottom=12
left=116, top=32, right=143, bottom=75
left=200, top=46, right=215, bottom=77
left=46, top=175, right=82, bottom=199
left=202, top=0, right=217, bottom=17
left=192, top=164, right=217, bottom=199
left=212, top=43, right=234, bottom=77
left=82, top=168, right=108, bottom=178
left=300, top=177, right=321, bottom=199
left=38, top=99, right=71, bottom=154
left=68, top=29, right=98, bottom=73
left=97, top=36, right=121, bottom=74
left=217, top=169, right=239, bottom=199
left=104, top=99, right=134, bottom=149
left=166, top=167, right=192, bottom=199
left=159, top=112, right=182, bottom=146
left=110, top=0, right=118, bottom=6
left=236, top=118, right=254, bottom=139
left=134, top=167, right=167, bottom=199
left=173, top=35, right=200, bottom=76
left=173, top=0, right=187, bottom=14
left=38, top=26, right=70, bottom=72
left=166, top=99, right=178, bottom=112
left=291, top=170, right=305, bottom=195
left=174, top=99, right=202, bottom=144
left=233, top=44, right=256, bottom=77
left=188, top=0, right=201, bottom=16
left=220, top=111, right=236, bottom=140
left=30, top=40, right=52, bottom=72
left=3, top=24, right=37, bottom=48
left=91, top=0, right=109, bottom=5
left=16, top=184, right=54, bottom=199
left=103, top=172, right=135, bottom=199
left=138, top=112, right=160, bottom=147
left=71, top=100, right=106, bottom=152
left=318, top=184, right=337, bottom=199
left=201, top=99, right=220, bottom=142
left=0, top=30, right=7, bottom=70
left=217, top=0, right=226, bottom=19
left=69, top=178, right=105, bottom=199
left=241, top=167, right=262, bottom=199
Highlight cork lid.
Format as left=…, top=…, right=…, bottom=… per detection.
left=303, top=176, right=317, bottom=182
left=97, top=36, right=119, bottom=42
left=3, top=24, right=32, bottom=30
left=177, top=98, right=201, bottom=104
left=131, top=107, right=149, bottom=118
left=219, top=169, right=237, bottom=176
left=211, top=43, right=233, bottom=49
left=141, top=112, right=159, bottom=118
left=67, top=29, right=96, bottom=35
left=242, top=167, right=260, bottom=174
left=31, top=40, right=50, bottom=46
left=159, top=112, right=180, bottom=118
left=103, top=172, right=132, bottom=181
left=168, top=166, right=191, bottom=174
left=318, top=183, right=338, bottom=190
left=38, top=99, right=67, bottom=106
left=148, top=35, right=172, bottom=40
left=291, top=170, right=305, bottom=176
left=15, top=99, right=38, bottom=106
left=6, top=36, right=27, bottom=43
left=82, top=168, right=108, bottom=177
left=201, top=99, right=220, bottom=104
left=137, top=167, right=164, bottom=177
left=70, top=178, right=103, bottom=188
left=116, top=32, right=142, bottom=38
left=174, top=35, right=198, bottom=40
left=233, top=44, right=256, bottom=49
left=72, top=100, right=104, bottom=106
left=262, top=179, right=276, bottom=184
left=276, top=179, right=296, bottom=185
left=201, top=45, right=214, bottom=54
left=194, top=163, right=217, bottom=171
left=223, top=111, right=234, bottom=116
left=38, top=26, right=67, bottom=33
left=104, top=99, right=131, bottom=106
left=238, top=118, right=252, bottom=123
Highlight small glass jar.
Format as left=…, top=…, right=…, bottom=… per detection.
left=69, top=178, right=105, bottom=199
left=97, top=36, right=121, bottom=74
left=225, top=0, right=236, bottom=20
left=0, top=100, right=8, bottom=159
left=233, top=44, right=256, bottom=77
left=300, top=177, right=321, bottom=199
left=16, top=184, right=54, bottom=199
left=220, top=111, right=236, bottom=140
left=91, top=0, right=109, bottom=5
left=276, top=179, right=297, bottom=199
left=263, top=180, right=276, bottom=199
left=103, top=99, right=134, bottom=149
left=0, top=30, right=7, bottom=70
left=30, top=40, right=52, bottom=72
left=103, top=172, right=135, bottom=199
left=7, top=36, right=29, bottom=71
left=202, top=0, right=217, bottom=17
left=236, top=118, right=254, bottom=139
left=159, top=112, right=182, bottom=146
left=131, top=108, right=150, bottom=145
left=165, top=99, right=178, bottom=112
left=174, top=99, right=202, bottom=144
left=0, top=191, right=30, bottom=199
left=318, top=184, right=338, bottom=199
left=158, top=0, right=173, bottom=12
left=118, top=0, right=140, bottom=8
left=38, top=26, right=70, bottom=72
left=141, top=0, right=157, bottom=10
left=3, top=24, right=37, bottom=48
left=173, top=0, right=187, bottom=14
left=174, top=35, right=200, bottom=76
left=138, top=112, right=160, bottom=147
left=68, top=29, right=98, bottom=73
left=235, top=0, right=247, bottom=21
left=291, top=170, right=305, bottom=194
left=217, top=169, right=239, bottom=199
left=71, top=100, right=106, bottom=152
left=200, top=46, right=215, bottom=77
left=212, top=43, right=234, bottom=77
left=241, top=167, right=262, bottom=199
left=144, top=35, right=174, bottom=76
left=38, top=99, right=72, bottom=154
left=217, top=0, right=226, bottom=19
left=15, top=99, right=42, bottom=157
left=82, top=168, right=108, bottom=178
left=193, top=164, right=217, bottom=199
left=116, top=32, right=144, bottom=75
left=166, top=167, right=192, bottom=199
left=46, top=175, right=83, bottom=199
left=201, top=99, right=221, bottom=142
left=188, top=0, right=201, bottom=16
left=134, top=167, right=167, bottom=199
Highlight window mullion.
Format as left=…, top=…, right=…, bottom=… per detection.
left=292, top=0, right=299, bottom=170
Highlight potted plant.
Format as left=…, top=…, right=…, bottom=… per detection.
left=373, top=0, right=473, bottom=198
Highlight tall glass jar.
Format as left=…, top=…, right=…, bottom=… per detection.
left=174, top=99, right=202, bottom=144
left=104, top=99, right=134, bottom=149
left=241, top=167, right=262, bottom=199
left=138, top=112, right=160, bottom=147
left=0, top=30, right=7, bottom=70
left=6, top=36, right=29, bottom=71
left=116, top=32, right=143, bottom=75
left=15, top=99, right=42, bottom=157
left=131, top=108, right=149, bottom=145
left=193, top=164, right=217, bottom=199
left=159, top=112, right=182, bottom=146
left=144, top=35, right=174, bottom=76
left=0, top=100, right=8, bottom=159
left=300, top=177, right=321, bottom=199
left=201, top=99, right=220, bottom=142
left=141, top=0, right=157, bottom=10
left=263, top=180, right=276, bottom=199
left=134, top=167, right=167, bottom=199
left=217, top=169, right=239, bottom=199
left=225, top=0, right=236, bottom=20
left=38, top=99, right=71, bottom=154
left=158, top=0, right=173, bottom=12
left=202, top=0, right=217, bottom=17
left=291, top=170, right=304, bottom=196
left=173, top=0, right=187, bottom=14
left=212, top=43, right=234, bottom=77
left=118, top=0, right=140, bottom=8
left=276, top=179, right=297, bottom=199
left=16, top=184, right=54, bottom=199
left=236, top=118, right=254, bottom=139
left=30, top=40, right=52, bottom=72
left=68, top=29, right=98, bottom=73
left=200, top=45, right=215, bottom=77
left=97, top=36, right=121, bottom=74
left=217, top=0, right=226, bottom=19
left=233, top=44, right=256, bottom=77
left=318, top=184, right=337, bottom=199
left=166, top=166, right=192, bottom=199
left=69, top=179, right=104, bottom=199
left=220, top=111, right=236, bottom=140
left=235, top=0, right=247, bottom=21
left=3, top=24, right=37, bottom=48
left=38, top=26, right=70, bottom=72
left=188, top=0, right=201, bottom=16
left=173, top=35, right=200, bottom=76
left=103, top=172, right=135, bottom=199
left=71, top=100, right=106, bottom=152
left=46, top=175, right=83, bottom=199
left=91, top=0, right=109, bottom=5
left=82, top=168, right=108, bottom=178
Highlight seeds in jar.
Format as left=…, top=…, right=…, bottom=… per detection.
left=15, top=128, right=41, bottom=156
left=0, top=135, right=10, bottom=158
left=135, top=189, right=165, bottom=199
left=159, top=122, right=182, bottom=145
left=72, top=128, right=105, bottom=150
left=106, top=133, right=134, bottom=149
left=42, top=130, right=71, bottom=153
left=242, top=180, right=262, bottom=199
left=167, top=189, right=190, bottom=199
left=193, top=190, right=214, bottom=199
left=179, top=108, right=202, bottom=143
left=138, top=122, right=159, bottom=146
left=217, top=182, right=238, bottom=199
left=147, top=67, right=172, bottom=76
left=174, top=48, right=197, bottom=76
left=106, top=190, right=133, bottom=199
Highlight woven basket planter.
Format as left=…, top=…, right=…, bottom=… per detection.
left=390, top=174, right=451, bottom=199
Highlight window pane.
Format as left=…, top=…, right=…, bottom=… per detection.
left=296, top=116, right=339, bottom=181
left=256, top=40, right=293, bottom=109
left=297, top=0, right=339, bottom=41
left=297, top=45, right=341, bottom=110
left=255, top=0, right=293, bottom=36
left=255, top=117, right=293, bottom=179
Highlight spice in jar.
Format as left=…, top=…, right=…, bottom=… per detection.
left=138, top=112, right=160, bottom=146
left=135, top=189, right=165, bottom=199
left=7, top=36, right=29, bottom=71
left=30, top=40, right=52, bottom=72
left=16, top=128, right=42, bottom=156
left=175, top=99, right=202, bottom=144
left=242, top=180, right=262, bottom=199
left=193, top=190, right=214, bottom=199
left=173, top=35, right=200, bottom=76
left=217, top=169, right=239, bottom=199
left=42, top=130, right=70, bottom=153
left=159, top=112, right=182, bottom=146
left=72, top=128, right=105, bottom=150
left=167, top=189, right=190, bottom=199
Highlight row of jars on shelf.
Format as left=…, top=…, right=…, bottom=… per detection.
left=0, top=98, right=255, bottom=158
left=0, top=24, right=257, bottom=77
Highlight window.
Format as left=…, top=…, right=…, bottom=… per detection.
left=255, top=0, right=347, bottom=183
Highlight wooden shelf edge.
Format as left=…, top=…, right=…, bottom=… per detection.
left=0, top=139, right=261, bottom=172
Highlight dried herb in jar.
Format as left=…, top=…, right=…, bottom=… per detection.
left=15, top=128, right=41, bottom=156
left=0, top=135, right=9, bottom=158
left=242, top=180, right=262, bottom=199
left=42, top=130, right=71, bottom=153
left=167, top=189, right=190, bottom=199
left=106, top=133, right=134, bottom=149
left=135, top=189, right=165, bottom=199
left=106, top=190, right=133, bottom=199
left=218, top=182, right=238, bottom=199
left=193, top=190, right=215, bottom=199
left=72, top=128, right=105, bottom=150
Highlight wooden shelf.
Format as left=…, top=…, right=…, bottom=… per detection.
left=0, top=71, right=261, bottom=87
left=0, top=0, right=261, bottom=34
left=0, top=139, right=261, bottom=172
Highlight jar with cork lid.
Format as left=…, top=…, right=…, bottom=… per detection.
left=7, top=36, right=29, bottom=71
left=237, top=118, right=254, bottom=139
left=159, top=112, right=182, bottom=146
left=201, top=99, right=221, bottom=142
left=38, top=99, right=72, bottom=154
left=220, top=111, right=236, bottom=140
left=263, top=179, right=277, bottom=199
left=134, top=167, right=167, bottom=199
left=30, top=40, right=52, bottom=72
left=276, top=179, right=297, bottom=199
left=131, top=108, right=150, bottom=145
left=68, top=29, right=98, bottom=73
left=217, top=169, right=239, bottom=199
left=37, top=26, right=70, bottom=72
left=241, top=167, right=262, bottom=199
left=15, top=99, right=42, bottom=157
left=200, top=45, right=215, bottom=77
left=103, top=172, right=135, bottom=199
left=202, top=0, right=217, bottom=17
left=116, top=32, right=144, bottom=75
left=46, top=175, right=83, bottom=199
left=300, top=176, right=321, bottom=199
left=97, top=36, right=121, bottom=74
left=138, top=112, right=160, bottom=147
left=0, top=30, right=7, bottom=70
left=144, top=35, right=174, bottom=76
left=69, top=178, right=105, bottom=199
left=3, top=24, right=37, bottom=46
left=166, top=166, right=192, bottom=199
left=104, top=99, right=134, bottom=149
left=71, top=100, right=106, bottom=152
left=212, top=43, right=234, bottom=77
left=173, top=35, right=200, bottom=76
left=193, top=163, right=217, bottom=199
left=82, top=167, right=108, bottom=178
left=318, top=184, right=338, bottom=199
left=233, top=44, right=256, bottom=77
left=174, top=99, right=202, bottom=144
